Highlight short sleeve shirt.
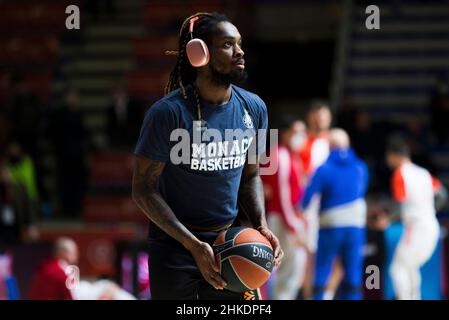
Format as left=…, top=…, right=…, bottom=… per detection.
left=135, top=84, right=268, bottom=234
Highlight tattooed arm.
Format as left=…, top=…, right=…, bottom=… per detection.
left=238, top=157, right=284, bottom=267
left=131, top=155, right=226, bottom=289
left=238, top=158, right=267, bottom=229
left=132, top=155, right=192, bottom=246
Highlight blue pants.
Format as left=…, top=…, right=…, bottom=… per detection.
left=314, top=227, right=366, bottom=300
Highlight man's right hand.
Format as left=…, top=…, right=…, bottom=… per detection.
left=187, top=240, right=227, bottom=290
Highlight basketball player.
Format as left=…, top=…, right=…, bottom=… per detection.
left=298, top=101, right=332, bottom=298
left=132, top=12, right=283, bottom=300
left=300, top=101, right=332, bottom=177
left=261, top=117, right=307, bottom=299
left=302, top=129, right=368, bottom=300
left=386, top=138, right=441, bottom=300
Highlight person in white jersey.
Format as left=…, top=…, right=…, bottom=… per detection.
left=386, top=137, right=442, bottom=300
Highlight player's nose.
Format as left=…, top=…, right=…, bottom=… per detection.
left=234, top=44, right=244, bottom=57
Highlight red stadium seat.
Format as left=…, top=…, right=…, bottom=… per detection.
left=0, top=3, right=72, bottom=30
left=127, top=70, right=170, bottom=99
left=0, top=73, right=53, bottom=101
left=83, top=196, right=147, bottom=224
left=0, top=37, right=59, bottom=64
left=132, top=35, right=178, bottom=62
left=144, top=0, right=224, bottom=28
left=90, top=152, right=134, bottom=187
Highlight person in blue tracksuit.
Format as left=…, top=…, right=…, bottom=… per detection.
left=301, top=128, right=368, bottom=300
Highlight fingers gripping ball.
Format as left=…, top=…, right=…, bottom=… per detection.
left=213, top=227, right=274, bottom=293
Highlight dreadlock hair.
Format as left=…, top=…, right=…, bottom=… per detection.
left=164, top=12, right=229, bottom=122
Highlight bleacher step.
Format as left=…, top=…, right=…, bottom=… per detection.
left=85, top=25, right=144, bottom=38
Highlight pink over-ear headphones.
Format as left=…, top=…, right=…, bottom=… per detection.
left=186, top=16, right=210, bottom=67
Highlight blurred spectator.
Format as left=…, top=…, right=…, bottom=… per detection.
left=6, top=74, right=42, bottom=159
left=0, top=252, right=20, bottom=300
left=363, top=201, right=389, bottom=300
left=336, top=96, right=357, bottom=136
left=0, top=73, right=12, bottom=151
left=430, top=73, right=449, bottom=146
left=298, top=100, right=332, bottom=299
left=0, top=112, right=11, bottom=153
left=300, top=100, right=331, bottom=176
left=85, top=0, right=117, bottom=21
left=366, top=203, right=391, bottom=232
left=351, top=111, right=378, bottom=161
left=301, top=129, right=369, bottom=300
left=4, top=142, right=39, bottom=239
left=0, top=73, right=12, bottom=106
left=262, top=116, right=307, bottom=300
left=29, top=237, right=78, bottom=300
left=47, top=89, right=89, bottom=218
left=29, top=237, right=135, bottom=300
left=350, top=111, right=383, bottom=193
left=351, top=113, right=397, bottom=194
left=106, top=83, right=142, bottom=149
left=404, top=117, right=434, bottom=171
left=0, top=163, right=19, bottom=244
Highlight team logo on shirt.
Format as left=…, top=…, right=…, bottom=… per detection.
left=242, top=109, right=254, bottom=129
left=169, top=125, right=280, bottom=175
left=190, top=137, right=253, bottom=171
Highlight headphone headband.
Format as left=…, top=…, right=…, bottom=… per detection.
left=189, top=16, right=200, bottom=33
left=182, top=12, right=212, bottom=36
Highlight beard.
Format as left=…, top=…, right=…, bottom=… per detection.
left=209, top=64, right=248, bottom=88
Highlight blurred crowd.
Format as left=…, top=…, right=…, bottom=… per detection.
left=0, top=236, right=135, bottom=300
left=0, top=73, right=145, bottom=243
left=261, top=97, right=448, bottom=300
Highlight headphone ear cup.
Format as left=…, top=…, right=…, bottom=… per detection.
left=186, top=38, right=210, bottom=67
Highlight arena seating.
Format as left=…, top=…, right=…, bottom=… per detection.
left=344, top=1, right=449, bottom=122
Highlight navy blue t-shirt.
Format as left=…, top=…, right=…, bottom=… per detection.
left=135, top=84, right=267, bottom=235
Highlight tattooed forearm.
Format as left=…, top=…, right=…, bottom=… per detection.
left=238, top=161, right=268, bottom=229
left=132, top=156, right=198, bottom=249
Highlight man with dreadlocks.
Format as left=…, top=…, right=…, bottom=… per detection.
left=132, top=12, right=283, bottom=300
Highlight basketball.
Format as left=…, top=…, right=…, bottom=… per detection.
left=213, top=227, right=274, bottom=293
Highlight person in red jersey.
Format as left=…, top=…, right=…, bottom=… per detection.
left=29, top=237, right=78, bottom=300
left=298, top=100, right=332, bottom=299
left=299, top=100, right=331, bottom=178
left=262, top=117, right=307, bottom=299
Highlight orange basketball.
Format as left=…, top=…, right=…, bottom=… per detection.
left=213, top=227, right=274, bottom=293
